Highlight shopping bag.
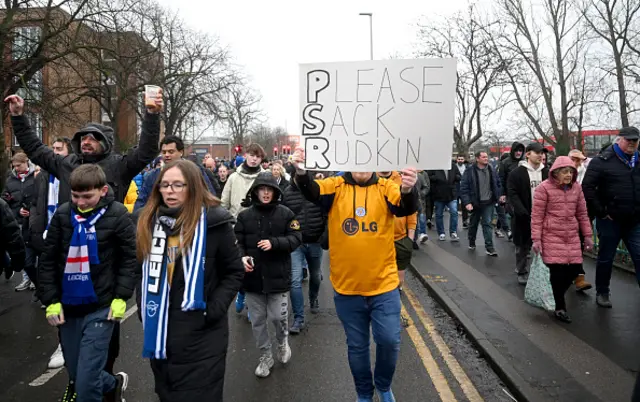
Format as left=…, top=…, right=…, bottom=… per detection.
left=524, top=254, right=556, bottom=311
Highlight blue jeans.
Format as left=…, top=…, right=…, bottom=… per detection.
left=435, top=200, right=458, bottom=236
left=291, top=243, right=323, bottom=322
left=59, top=307, right=116, bottom=401
left=334, top=288, right=401, bottom=399
left=468, top=203, right=494, bottom=249
left=595, top=218, right=640, bottom=294
left=418, top=213, right=427, bottom=236
left=22, top=247, right=37, bottom=282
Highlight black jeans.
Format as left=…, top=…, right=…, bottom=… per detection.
left=547, top=264, right=583, bottom=311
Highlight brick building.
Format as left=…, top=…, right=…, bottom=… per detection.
left=1, top=7, right=162, bottom=152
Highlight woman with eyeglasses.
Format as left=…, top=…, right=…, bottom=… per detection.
left=136, top=160, right=244, bottom=401
left=531, top=156, right=593, bottom=323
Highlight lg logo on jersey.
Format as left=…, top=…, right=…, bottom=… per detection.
left=342, top=218, right=378, bottom=236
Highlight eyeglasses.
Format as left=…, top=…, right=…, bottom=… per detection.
left=158, top=182, right=187, bottom=192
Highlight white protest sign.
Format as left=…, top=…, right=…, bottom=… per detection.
left=299, top=59, right=457, bottom=172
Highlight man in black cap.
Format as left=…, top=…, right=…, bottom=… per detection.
left=583, top=127, right=640, bottom=308
left=507, top=142, right=549, bottom=285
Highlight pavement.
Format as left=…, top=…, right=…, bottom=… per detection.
left=0, top=254, right=511, bottom=402
left=411, top=216, right=639, bottom=402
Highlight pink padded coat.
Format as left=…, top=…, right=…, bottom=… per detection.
left=530, top=156, right=593, bottom=265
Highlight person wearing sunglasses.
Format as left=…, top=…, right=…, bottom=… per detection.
left=582, top=127, right=640, bottom=308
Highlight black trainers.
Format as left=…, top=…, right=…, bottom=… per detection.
left=289, top=318, right=305, bottom=335
left=62, top=382, right=77, bottom=402
left=554, top=310, right=572, bottom=323
left=113, top=372, right=128, bottom=402
left=4, top=269, right=14, bottom=281
left=468, top=242, right=476, bottom=250
left=596, top=294, right=613, bottom=308
left=486, top=248, right=498, bottom=257
left=310, top=299, right=320, bottom=314
left=517, top=274, right=528, bottom=285
left=507, top=230, right=513, bottom=241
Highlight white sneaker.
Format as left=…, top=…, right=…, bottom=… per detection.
left=47, top=344, right=65, bottom=369
left=450, top=233, right=459, bottom=242
left=15, top=279, right=31, bottom=292
left=438, top=234, right=446, bottom=241
left=418, top=234, right=429, bottom=244
left=277, top=338, right=292, bottom=364
left=255, top=353, right=275, bottom=377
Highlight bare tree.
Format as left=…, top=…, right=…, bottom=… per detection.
left=248, top=125, right=288, bottom=156
left=416, top=6, right=506, bottom=155
left=582, top=0, right=640, bottom=127
left=492, top=0, right=589, bottom=155
left=219, top=82, right=263, bottom=147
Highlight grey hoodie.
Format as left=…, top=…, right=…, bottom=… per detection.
left=220, top=163, right=266, bottom=218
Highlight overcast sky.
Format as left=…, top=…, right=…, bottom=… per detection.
left=156, top=0, right=473, bottom=135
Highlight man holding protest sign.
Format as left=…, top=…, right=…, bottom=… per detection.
left=295, top=58, right=454, bottom=401
left=292, top=147, right=418, bottom=402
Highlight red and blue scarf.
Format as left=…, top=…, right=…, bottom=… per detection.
left=61, top=207, right=108, bottom=305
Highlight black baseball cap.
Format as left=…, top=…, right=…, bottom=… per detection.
left=525, top=142, right=545, bottom=153
left=619, top=126, right=640, bottom=140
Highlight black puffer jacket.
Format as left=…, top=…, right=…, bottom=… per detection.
left=235, top=173, right=302, bottom=294
left=428, top=161, right=461, bottom=202
left=29, top=169, right=50, bottom=253
left=0, top=198, right=26, bottom=272
left=142, top=206, right=244, bottom=402
left=499, top=142, right=525, bottom=191
left=38, top=191, right=138, bottom=316
left=582, top=145, right=640, bottom=223
left=11, top=112, right=160, bottom=205
left=283, top=177, right=326, bottom=243
left=2, top=164, right=37, bottom=242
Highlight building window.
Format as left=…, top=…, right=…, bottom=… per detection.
left=13, top=26, right=41, bottom=60
left=16, top=69, right=43, bottom=102
left=15, top=112, right=42, bottom=146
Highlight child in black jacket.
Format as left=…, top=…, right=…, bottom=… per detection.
left=39, top=164, right=137, bottom=402
left=235, top=172, right=302, bottom=378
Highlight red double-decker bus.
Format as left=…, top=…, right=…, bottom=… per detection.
left=488, top=130, right=619, bottom=157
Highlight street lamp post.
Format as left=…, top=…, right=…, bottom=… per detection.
left=359, top=12, right=373, bottom=60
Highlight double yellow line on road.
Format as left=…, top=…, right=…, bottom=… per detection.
left=401, top=287, right=484, bottom=402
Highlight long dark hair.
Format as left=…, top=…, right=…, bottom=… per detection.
left=136, top=160, right=219, bottom=261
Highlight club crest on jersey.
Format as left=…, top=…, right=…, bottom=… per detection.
left=355, top=207, right=366, bottom=217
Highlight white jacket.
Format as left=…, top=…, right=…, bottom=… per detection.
left=220, top=164, right=265, bottom=218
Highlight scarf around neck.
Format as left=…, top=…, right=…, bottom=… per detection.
left=62, top=206, right=108, bottom=305
left=613, top=143, right=639, bottom=168
left=141, top=207, right=207, bottom=360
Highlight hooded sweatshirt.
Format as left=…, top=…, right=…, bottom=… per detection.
left=220, top=162, right=265, bottom=218
left=518, top=160, right=545, bottom=205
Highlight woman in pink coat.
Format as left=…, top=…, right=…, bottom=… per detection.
left=531, top=156, right=594, bottom=323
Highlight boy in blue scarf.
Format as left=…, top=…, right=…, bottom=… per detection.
left=38, top=164, right=138, bottom=402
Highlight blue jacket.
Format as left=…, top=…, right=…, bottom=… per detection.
left=460, top=163, right=502, bottom=207
left=132, top=172, right=145, bottom=189
left=133, top=164, right=217, bottom=211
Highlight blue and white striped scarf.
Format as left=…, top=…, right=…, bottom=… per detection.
left=141, top=208, right=207, bottom=359
left=43, top=174, right=60, bottom=239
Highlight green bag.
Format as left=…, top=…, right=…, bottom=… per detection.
left=524, top=254, right=556, bottom=311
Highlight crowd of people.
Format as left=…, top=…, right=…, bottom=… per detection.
left=1, top=89, right=639, bottom=402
